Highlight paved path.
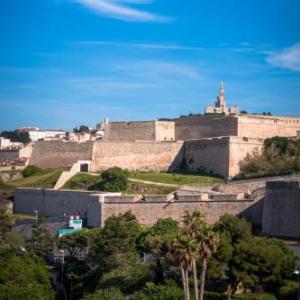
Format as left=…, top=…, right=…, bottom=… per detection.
left=128, top=178, right=180, bottom=188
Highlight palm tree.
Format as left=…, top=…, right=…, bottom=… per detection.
left=183, top=211, right=205, bottom=300
left=198, top=225, right=219, bottom=300
left=183, top=211, right=219, bottom=300
left=171, top=233, right=197, bottom=300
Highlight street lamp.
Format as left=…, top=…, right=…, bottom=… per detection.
left=59, top=249, right=65, bottom=283
left=33, top=210, right=38, bottom=228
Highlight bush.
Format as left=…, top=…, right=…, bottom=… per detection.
left=22, top=165, right=42, bottom=177
left=278, top=280, right=300, bottom=300
left=100, top=167, right=128, bottom=192
left=133, top=280, right=183, bottom=300
left=81, top=288, right=125, bottom=300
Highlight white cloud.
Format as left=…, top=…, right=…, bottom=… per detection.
left=72, top=0, right=170, bottom=22
left=74, top=40, right=203, bottom=50
left=114, top=60, right=201, bottom=79
left=266, top=43, right=300, bottom=72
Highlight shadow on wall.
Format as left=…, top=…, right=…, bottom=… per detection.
left=168, top=144, right=185, bottom=172
left=239, top=197, right=264, bottom=230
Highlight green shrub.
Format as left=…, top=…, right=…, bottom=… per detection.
left=278, top=280, right=300, bottom=300
left=81, top=287, right=125, bottom=300
left=100, top=167, right=128, bottom=192
left=133, top=280, right=183, bottom=300
left=22, top=165, right=42, bottom=177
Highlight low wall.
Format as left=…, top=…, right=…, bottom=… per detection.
left=15, top=188, right=262, bottom=228
left=14, top=188, right=102, bottom=227
left=30, top=141, right=93, bottom=168
left=102, top=199, right=260, bottom=226
left=262, top=181, right=300, bottom=239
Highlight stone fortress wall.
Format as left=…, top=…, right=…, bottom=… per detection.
left=30, top=140, right=94, bottom=168
left=262, top=181, right=300, bottom=239
left=174, top=115, right=239, bottom=140
left=237, top=115, right=300, bottom=139
left=14, top=187, right=262, bottom=227
left=103, top=120, right=175, bottom=142
left=91, top=141, right=184, bottom=172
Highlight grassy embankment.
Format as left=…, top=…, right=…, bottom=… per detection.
left=62, top=171, right=223, bottom=195
left=0, top=168, right=66, bottom=196
left=129, top=171, right=223, bottom=186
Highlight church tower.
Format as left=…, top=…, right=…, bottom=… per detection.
left=215, top=81, right=226, bottom=109
left=204, top=82, right=239, bottom=115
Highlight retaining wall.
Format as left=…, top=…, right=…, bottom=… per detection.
left=15, top=188, right=262, bottom=228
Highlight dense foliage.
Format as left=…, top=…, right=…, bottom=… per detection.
left=100, top=167, right=129, bottom=192
left=0, top=130, right=30, bottom=143
left=0, top=205, right=54, bottom=299
left=237, top=136, right=300, bottom=179
left=1, top=204, right=299, bottom=300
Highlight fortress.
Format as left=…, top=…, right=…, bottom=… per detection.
left=29, top=83, right=300, bottom=179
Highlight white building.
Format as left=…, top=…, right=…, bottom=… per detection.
left=0, top=137, right=23, bottom=150
left=25, top=129, right=66, bottom=142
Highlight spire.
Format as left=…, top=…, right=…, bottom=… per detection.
left=215, top=81, right=226, bottom=108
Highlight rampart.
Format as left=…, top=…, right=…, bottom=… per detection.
left=14, top=188, right=262, bottom=227
left=91, top=141, right=184, bottom=172
left=184, top=136, right=263, bottom=178
left=262, top=181, right=300, bottom=239
left=175, top=115, right=238, bottom=140
left=238, top=115, right=300, bottom=139
left=103, top=120, right=175, bottom=142
left=30, top=140, right=93, bottom=168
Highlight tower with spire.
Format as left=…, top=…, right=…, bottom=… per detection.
left=204, top=82, right=239, bottom=115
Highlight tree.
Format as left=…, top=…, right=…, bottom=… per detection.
left=26, top=217, right=54, bottom=259
left=0, top=205, right=11, bottom=247
left=0, top=252, right=54, bottom=300
left=100, top=167, right=128, bottom=192
left=0, top=130, right=30, bottom=143
left=93, top=212, right=143, bottom=270
left=182, top=211, right=219, bottom=300
left=73, top=125, right=90, bottom=133
left=171, top=232, right=197, bottom=300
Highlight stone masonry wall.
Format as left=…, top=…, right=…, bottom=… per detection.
left=228, top=136, right=264, bottom=178
left=104, top=121, right=175, bottom=142
left=91, top=141, right=184, bottom=172
left=30, top=140, right=93, bottom=168
left=155, top=121, right=175, bottom=141
left=262, top=181, right=300, bottom=239
left=14, top=188, right=102, bottom=227
left=102, top=199, right=260, bottom=226
left=184, top=136, right=264, bottom=179
left=238, top=115, right=300, bottom=139
left=103, top=121, right=156, bottom=142
left=184, top=137, right=230, bottom=178
left=15, top=188, right=262, bottom=228
left=175, top=115, right=238, bottom=140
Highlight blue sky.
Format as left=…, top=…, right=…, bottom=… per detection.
left=0, top=0, right=300, bottom=130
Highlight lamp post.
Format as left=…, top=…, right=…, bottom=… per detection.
left=60, top=249, right=65, bottom=283
left=33, top=210, right=38, bottom=228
